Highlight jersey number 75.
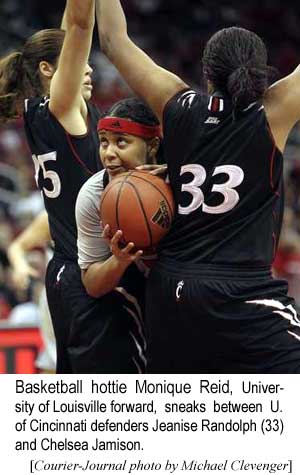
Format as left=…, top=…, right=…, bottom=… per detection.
left=32, top=152, right=61, bottom=199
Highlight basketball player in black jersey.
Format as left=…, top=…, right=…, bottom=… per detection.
left=97, top=1, right=300, bottom=373
left=0, top=1, right=144, bottom=374
left=0, top=0, right=102, bottom=373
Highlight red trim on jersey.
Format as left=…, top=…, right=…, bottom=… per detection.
left=65, top=133, right=93, bottom=176
left=272, top=232, right=277, bottom=259
left=211, top=97, right=219, bottom=113
left=98, top=118, right=161, bottom=138
left=266, top=123, right=280, bottom=192
left=269, top=143, right=276, bottom=190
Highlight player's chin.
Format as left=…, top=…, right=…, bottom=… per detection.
left=82, top=86, right=93, bottom=101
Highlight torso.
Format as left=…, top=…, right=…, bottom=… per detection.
left=160, top=89, right=284, bottom=267
left=24, top=96, right=102, bottom=262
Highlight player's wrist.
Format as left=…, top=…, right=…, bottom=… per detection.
left=111, top=254, right=132, bottom=268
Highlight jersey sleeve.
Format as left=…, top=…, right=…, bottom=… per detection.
left=75, top=173, right=110, bottom=270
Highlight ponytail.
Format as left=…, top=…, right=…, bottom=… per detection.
left=0, top=29, right=65, bottom=122
left=203, top=27, right=276, bottom=111
left=227, top=65, right=269, bottom=110
left=0, top=52, right=24, bottom=121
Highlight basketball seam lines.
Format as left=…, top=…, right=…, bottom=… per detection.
left=115, top=178, right=125, bottom=232
left=119, top=172, right=153, bottom=248
left=126, top=172, right=174, bottom=219
left=127, top=181, right=153, bottom=248
left=100, top=181, right=124, bottom=216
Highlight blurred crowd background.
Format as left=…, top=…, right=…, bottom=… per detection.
left=0, top=0, right=300, bottom=338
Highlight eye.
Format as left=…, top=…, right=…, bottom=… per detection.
left=117, top=137, right=127, bottom=147
left=100, top=137, right=108, bottom=147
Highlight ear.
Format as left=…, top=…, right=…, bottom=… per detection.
left=207, top=79, right=214, bottom=95
left=39, top=61, right=56, bottom=79
left=147, top=137, right=160, bottom=164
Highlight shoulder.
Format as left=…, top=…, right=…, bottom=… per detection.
left=76, top=169, right=106, bottom=217
left=24, top=96, right=50, bottom=115
left=78, top=169, right=106, bottom=197
left=164, top=88, right=205, bottom=113
left=87, top=102, right=101, bottom=120
left=24, top=96, right=51, bottom=127
left=163, top=88, right=209, bottom=127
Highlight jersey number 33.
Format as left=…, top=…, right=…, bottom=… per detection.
left=179, top=164, right=244, bottom=215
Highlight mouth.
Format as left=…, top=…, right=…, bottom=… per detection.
left=106, top=165, right=124, bottom=175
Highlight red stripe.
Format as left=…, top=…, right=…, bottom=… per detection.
left=0, top=352, right=6, bottom=374
left=266, top=123, right=278, bottom=191
left=65, top=133, right=93, bottom=176
left=269, top=143, right=276, bottom=190
left=211, top=97, right=219, bottom=113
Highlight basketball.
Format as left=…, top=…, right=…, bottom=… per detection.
left=100, top=170, right=175, bottom=249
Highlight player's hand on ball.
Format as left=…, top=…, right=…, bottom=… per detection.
left=136, top=164, right=168, bottom=177
left=103, top=225, right=143, bottom=263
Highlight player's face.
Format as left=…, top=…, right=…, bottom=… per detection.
left=99, top=130, right=148, bottom=178
left=81, top=63, right=93, bottom=101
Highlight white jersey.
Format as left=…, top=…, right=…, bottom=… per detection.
left=75, top=170, right=110, bottom=270
left=76, top=169, right=153, bottom=277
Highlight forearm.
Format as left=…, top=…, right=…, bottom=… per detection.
left=7, top=241, right=27, bottom=270
left=82, top=255, right=131, bottom=298
left=8, top=213, right=50, bottom=276
left=95, top=0, right=186, bottom=120
left=66, top=0, right=95, bottom=31
left=8, top=211, right=50, bottom=260
left=96, top=0, right=127, bottom=53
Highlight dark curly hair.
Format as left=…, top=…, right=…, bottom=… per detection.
left=103, top=97, right=164, bottom=164
left=203, top=27, right=276, bottom=110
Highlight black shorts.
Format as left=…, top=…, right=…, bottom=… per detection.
left=45, top=256, right=146, bottom=374
left=145, top=259, right=300, bottom=373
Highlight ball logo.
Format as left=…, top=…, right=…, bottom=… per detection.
left=176, top=280, right=184, bottom=301
left=151, top=200, right=171, bottom=229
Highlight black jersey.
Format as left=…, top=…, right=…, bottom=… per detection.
left=160, top=89, right=284, bottom=267
left=24, top=97, right=102, bottom=262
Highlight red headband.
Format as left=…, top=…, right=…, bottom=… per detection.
left=97, top=117, right=161, bottom=139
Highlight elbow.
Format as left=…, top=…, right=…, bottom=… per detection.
left=85, top=286, right=104, bottom=299
left=81, top=271, right=105, bottom=299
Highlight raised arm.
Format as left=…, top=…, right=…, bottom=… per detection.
left=96, top=0, right=187, bottom=121
left=60, top=5, right=68, bottom=31
left=8, top=210, right=51, bottom=290
left=50, top=0, right=95, bottom=123
left=264, top=65, right=300, bottom=152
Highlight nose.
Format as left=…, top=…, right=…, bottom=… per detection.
left=86, top=63, right=93, bottom=75
left=102, top=142, right=118, bottom=161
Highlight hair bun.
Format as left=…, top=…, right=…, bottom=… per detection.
left=227, top=65, right=268, bottom=110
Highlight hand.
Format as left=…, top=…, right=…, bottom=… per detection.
left=103, top=225, right=143, bottom=263
left=136, top=164, right=168, bottom=178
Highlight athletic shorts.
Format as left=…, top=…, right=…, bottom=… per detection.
left=145, top=259, right=300, bottom=373
left=45, top=256, right=146, bottom=374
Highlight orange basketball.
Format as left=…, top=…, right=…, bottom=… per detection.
left=100, top=170, right=175, bottom=249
